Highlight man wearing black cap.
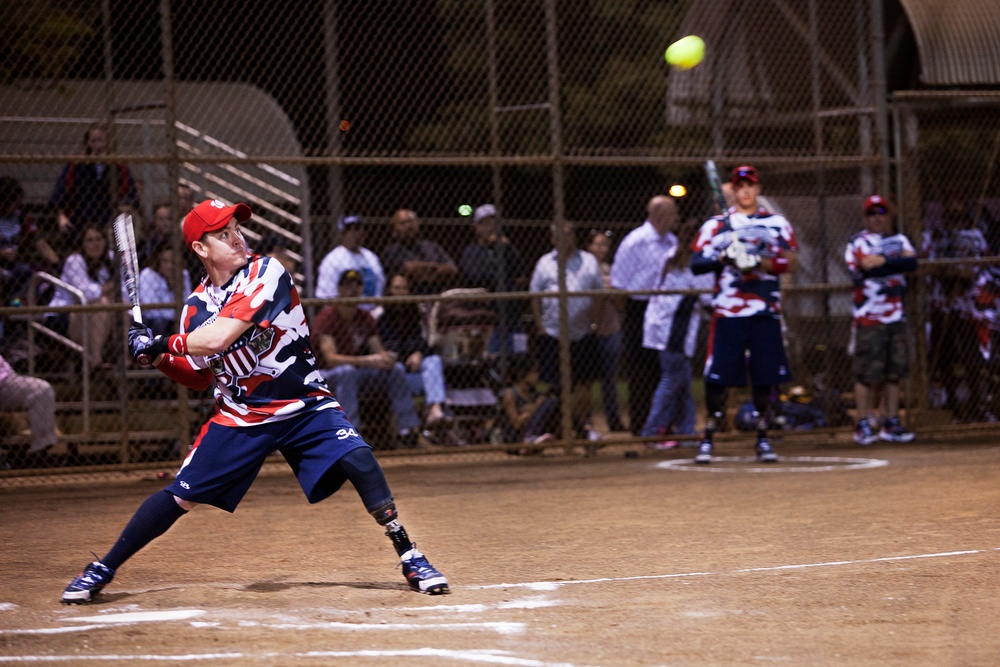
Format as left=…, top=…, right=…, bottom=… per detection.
left=690, top=166, right=799, bottom=464
left=61, top=199, right=449, bottom=604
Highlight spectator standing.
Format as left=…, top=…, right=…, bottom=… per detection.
left=458, top=204, right=529, bottom=353
left=50, top=122, right=139, bottom=250
left=690, top=165, right=798, bottom=464
left=313, top=270, right=422, bottom=448
left=845, top=195, right=918, bottom=444
left=60, top=199, right=447, bottom=604
left=48, top=224, right=118, bottom=369
left=641, top=227, right=714, bottom=447
left=381, top=209, right=456, bottom=295
left=922, top=193, right=991, bottom=422
left=138, top=243, right=191, bottom=337
left=610, top=195, right=679, bottom=434
left=586, top=228, right=626, bottom=433
left=529, top=221, right=604, bottom=438
left=315, top=215, right=385, bottom=311
left=0, top=353, right=64, bottom=468
left=379, top=273, right=451, bottom=429
left=0, top=176, right=60, bottom=308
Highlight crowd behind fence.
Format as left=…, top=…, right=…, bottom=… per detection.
left=1, top=0, right=999, bottom=475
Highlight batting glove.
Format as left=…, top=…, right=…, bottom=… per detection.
left=127, top=320, right=153, bottom=363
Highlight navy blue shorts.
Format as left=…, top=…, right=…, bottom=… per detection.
left=703, top=316, right=793, bottom=387
left=166, top=405, right=369, bottom=512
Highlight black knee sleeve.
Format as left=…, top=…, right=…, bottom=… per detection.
left=752, top=384, right=773, bottom=434
left=333, top=447, right=395, bottom=521
left=705, top=384, right=726, bottom=425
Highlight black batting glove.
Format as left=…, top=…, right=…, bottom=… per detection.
left=127, top=320, right=153, bottom=363
left=138, top=335, right=172, bottom=365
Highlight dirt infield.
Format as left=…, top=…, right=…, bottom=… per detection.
left=2, top=437, right=999, bottom=666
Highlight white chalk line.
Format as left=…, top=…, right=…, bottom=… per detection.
left=475, top=547, right=1000, bottom=590
left=0, top=648, right=591, bottom=665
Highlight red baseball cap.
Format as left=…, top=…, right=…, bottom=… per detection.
left=183, top=199, right=251, bottom=249
left=731, top=165, right=760, bottom=185
left=864, top=194, right=891, bottom=215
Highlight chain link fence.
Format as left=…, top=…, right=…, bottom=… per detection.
left=1, top=0, right=998, bottom=477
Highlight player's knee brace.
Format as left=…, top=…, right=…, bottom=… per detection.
left=335, top=447, right=394, bottom=514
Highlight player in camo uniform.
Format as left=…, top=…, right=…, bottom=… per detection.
left=845, top=195, right=918, bottom=445
left=61, top=199, right=449, bottom=604
left=690, top=165, right=798, bottom=464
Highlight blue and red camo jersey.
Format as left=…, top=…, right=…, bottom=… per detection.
left=844, top=229, right=915, bottom=327
left=691, top=207, right=798, bottom=319
left=180, top=254, right=339, bottom=427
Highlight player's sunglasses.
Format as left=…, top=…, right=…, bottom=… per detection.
left=734, top=168, right=757, bottom=179
left=866, top=206, right=888, bottom=216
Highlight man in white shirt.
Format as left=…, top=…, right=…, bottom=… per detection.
left=530, top=221, right=604, bottom=437
left=610, top=195, right=679, bottom=434
left=315, top=215, right=385, bottom=311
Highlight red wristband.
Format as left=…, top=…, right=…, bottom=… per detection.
left=167, top=333, right=190, bottom=356
left=770, top=256, right=789, bottom=274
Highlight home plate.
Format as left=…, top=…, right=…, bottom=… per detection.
left=656, top=456, right=888, bottom=473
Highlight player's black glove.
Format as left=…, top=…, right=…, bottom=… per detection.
left=127, top=320, right=153, bottom=364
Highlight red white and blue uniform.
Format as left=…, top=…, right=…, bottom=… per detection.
left=692, top=207, right=797, bottom=386
left=845, top=230, right=915, bottom=327
left=692, top=207, right=798, bottom=319
left=180, top=254, right=338, bottom=427
left=972, top=266, right=1000, bottom=361
left=164, top=255, right=368, bottom=511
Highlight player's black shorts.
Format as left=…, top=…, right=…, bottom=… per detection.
left=703, top=316, right=793, bottom=386
left=166, top=404, right=369, bottom=512
left=853, top=320, right=909, bottom=384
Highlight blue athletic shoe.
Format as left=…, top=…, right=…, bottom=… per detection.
left=61, top=561, right=115, bottom=604
left=756, top=438, right=778, bottom=463
left=400, top=548, right=449, bottom=595
left=694, top=440, right=713, bottom=464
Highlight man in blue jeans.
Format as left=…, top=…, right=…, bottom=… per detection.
left=313, top=270, right=422, bottom=448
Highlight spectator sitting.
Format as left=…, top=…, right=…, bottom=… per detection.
left=0, top=352, right=66, bottom=468
left=315, top=215, right=384, bottom=310
left=137, top=241, right=191, bottom=337
left=381, top=208, right=457, bottom=295
left=458, top=204, right=529, bottom=353
left=494, top=353, right=559, bottom=453
left=0, top=176, right=60, bottom=308
left=49, top=122, right=139, bottom=252
left=529, top=221, right=604, bottom=439
left=47, top=224, right=118, bottom=370
left=312, top=270, right=422, bottom=448
left=378, top=273, right=452, bottom=429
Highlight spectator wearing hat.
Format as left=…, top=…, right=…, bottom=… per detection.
left=845, top=195, right=917, bottom=445
left=315, top=215, right=385, bottom=311
left=690, top=165, right=798, bottom=465
left=610, top=195, right=680, bottom=434
left=458, top=204, right=529, bottom=353
left=381, top=209, right=456, bottom=295
left=313, top=269, right=422, bottom=448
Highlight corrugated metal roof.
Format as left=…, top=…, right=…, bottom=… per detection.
left=900, top=0, right=1000, bottom=85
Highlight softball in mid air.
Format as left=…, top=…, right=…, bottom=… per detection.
left=665, top=35, right=705, bottom=70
